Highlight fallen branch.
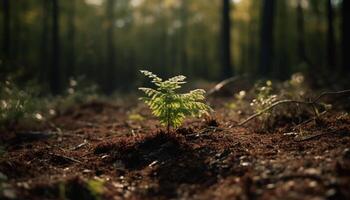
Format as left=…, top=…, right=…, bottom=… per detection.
left=238, top=100, right=315, bottom=126
left=238, top=89, right=350, bottom=126
left=312, top=89, right=350, bottom=103
left=294, top=132, right=328, bottom=142
left=49, top=153, right=82, bottom=164
left=294, top=129, right=340, bottom=142
left=292, top=110, right=327, bottom=131
left=206, top=74, right=249, bottom=97
left=70, top=140, right=88, bottom=151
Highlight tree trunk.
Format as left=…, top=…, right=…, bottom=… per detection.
left=2, top=0, right=10, bottom=62
left=326, top=0, right=336, bottom=67
left=259, top=0, right=275, bottom=77
left=275, top=0, right=288, bottom=78
left=67, top=0, right=76, bottom=78
left=221, top=0, right=233, bottom=79
left=247, top=0, right=259, bottom=75
left=40, top=0, right=49, bottom=82
left=104, top=0, right=116, bottom=94
left=51, top=0, right=61, bottom=94
left=12, top=2, right=21, bottom=63
left=297, top=0, right=307, bottom=64
left=179, top=0, right=188, bottom=75
left=342, top=0, right=349, bottom=73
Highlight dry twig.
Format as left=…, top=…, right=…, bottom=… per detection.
left=49, top=153, right=82, bottom=163
left=206, top=74, right=249, bottom=97
left=238, top=89, right=350, bottom=126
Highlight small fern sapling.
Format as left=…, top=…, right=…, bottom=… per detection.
left=139, top=70, right=212, bottom=133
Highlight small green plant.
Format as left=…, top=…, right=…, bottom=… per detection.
left=250, top=81, right=277, bottom=114
left=0, top=80, right=39, bottom=128
left=250, top=80, right=278, bottom=129
left=87, top=178, right=104, bottom=200
left=139, top=70, right=212, bottom=133
left=226, top=90, right=247, bottom=114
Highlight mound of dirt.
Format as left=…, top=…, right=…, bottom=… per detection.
left=0, top=101, right=350, bottom=199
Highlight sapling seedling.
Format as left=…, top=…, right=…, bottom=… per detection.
left=139, top=70, right=212, bottom=133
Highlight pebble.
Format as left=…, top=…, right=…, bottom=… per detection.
left=148, top=160, right=158, bottom=167
left=266, top=183, right=275, bottom=189
left=113, top=160, right=126, bottom=169
left=305, top=168, right=321, bottom=175
left=326, top=189, right=337, bottom=197
left=83, top=169, right=92, bottom=174
left=3, top=188, right=16, bottom=199
left=308, top=181, right=318, bottom=188
left=342, top=148, right=350, bottom=160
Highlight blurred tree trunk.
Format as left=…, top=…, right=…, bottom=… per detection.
left=2, top=0, right=10, bottom=63
left=326, top=0, right=335, bottom=67
left=40, top=0, right=49, bottom=82
left=248, top=0, right=259, bottom=75
left=179, top=0, right=188, bottom=75
left=12, top=3, right=20, bottom=63
left=275, top=0, right=288, bottom=78
left=51, top=0, right=61, bottom=94
left=220, top=0, right=233, bottom=79
left=309, top=0, right=324, bottom=69
left=259, top=0, right=275, bottom=77
left=342, top=0, right=349, bottom=73
left=104, top=0, right=116, bottom=94
left=297, top=0, right=307, bottom=64
left=67, top=0, right=76, bottom=79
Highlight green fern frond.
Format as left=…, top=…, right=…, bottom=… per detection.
left=140, top=70, right=163, bottom=84
left=139, top=70, right=212, bottom=132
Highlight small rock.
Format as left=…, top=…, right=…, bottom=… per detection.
left=326, top=188, right=337, bottom=198
left=113, top=160, right=126, bottom=169
left=304, top=168, right=321, bottom=175
left=284, top=180, right=295, bottom=189
left=112, top=182, right=124, bottom=189
left=0, top=172, right=7, bottom=181
left=308, top=181, right=318, bottom=188
left=3, top=188, right=17, bottom=199
left=215, top=149, right=230, bottom=159
left=148, top=160, right=158, bottom=167
left=241, top=162, right=250, bottom=167
left=16, top=182, right=30, bottom=189
left=83, top=169, right=92, bottom=174
left=342, top=148, right=350, bottom=160
left=284, top=132, right=298, bottom=136
left=266, top=183, right=275, bottom=189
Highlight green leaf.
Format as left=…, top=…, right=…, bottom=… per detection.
left=139, top=70, right=212, bottom=131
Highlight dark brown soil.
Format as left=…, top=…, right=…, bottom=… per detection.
left=0, top=99, right=349, bottom=200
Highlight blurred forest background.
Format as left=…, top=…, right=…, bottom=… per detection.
left=1, top=0, right=349, bottom=94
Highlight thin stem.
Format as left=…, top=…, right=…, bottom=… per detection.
left=238, top=100, right=313, bottom=126
left=166, top=95, right=170, bottom=134
left=238, top=89, right=350, bottom=126
left=312, top=89, right=350, bottom=103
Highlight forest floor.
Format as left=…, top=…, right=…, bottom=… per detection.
left=0, top=96, right=350, bottom=200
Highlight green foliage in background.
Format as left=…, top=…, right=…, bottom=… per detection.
left=0, top=80, right=38, bottom=127
left=139, top=70, right=212, bottom=132
left=1, top=0, right=347, bottom=92
left=50, top=77, right=99, bottom=112
left=250, top=81, right=277, bottom=117
left=250, top=80, right=278, bottom=129
left=0, top=77, right=100, bottom=129
left=226, top=73, right=321, bottom=130
left=87, top=178, right=105, bottom=200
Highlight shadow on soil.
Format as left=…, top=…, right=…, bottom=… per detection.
left=95, top=131, right=219, bottom=198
